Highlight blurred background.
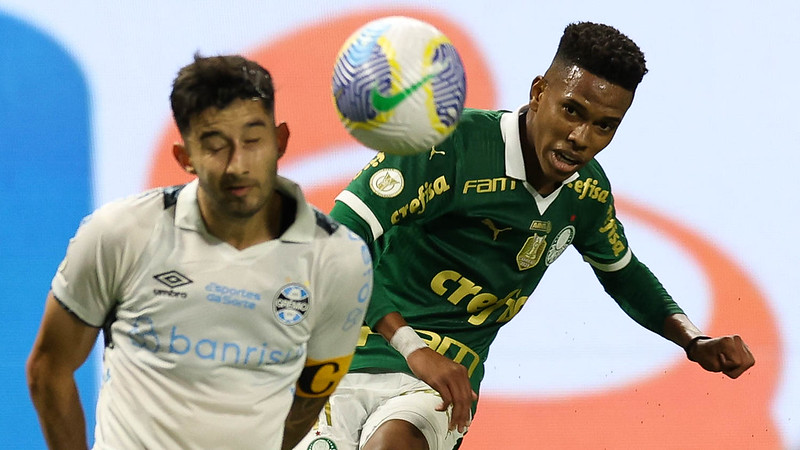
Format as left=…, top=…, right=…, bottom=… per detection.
left=1, top=1, right=796, bottom=448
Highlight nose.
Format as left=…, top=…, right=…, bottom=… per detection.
left=567, top=122, right=590, bottom=150
left=225, top=142, right=249, bottom=175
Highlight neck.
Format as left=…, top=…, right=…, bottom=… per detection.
left=200, top=191, right=284, bottom=250
left=518, top=111, right=559, bottom=196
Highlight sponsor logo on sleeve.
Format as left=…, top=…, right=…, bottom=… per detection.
left=390, top=175, right=450, bottom=224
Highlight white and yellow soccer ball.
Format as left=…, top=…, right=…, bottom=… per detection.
left=332, top=16, right=467, bottom=156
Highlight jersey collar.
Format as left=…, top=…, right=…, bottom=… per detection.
left=175, top=176, right=317, bottom=244
left=500, top=105, right=580, bottom=186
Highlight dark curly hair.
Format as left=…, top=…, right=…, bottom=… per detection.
left=552, top=22, right=647, bottom=91
left=170, top=53, right=275, bottom=135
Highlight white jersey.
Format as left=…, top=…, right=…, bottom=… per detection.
left=52, top=177, right=372, bottom=449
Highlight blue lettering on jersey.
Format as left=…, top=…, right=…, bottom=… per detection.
left=127, top=316, right=304, bottom=367
left=205, top=282, right=261, bottom=310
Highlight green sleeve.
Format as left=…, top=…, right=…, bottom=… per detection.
left=592, top=253, right=685, bottom=335
left=330, top=200, right=375, bottom=245
left=330, top=201, right=396, bottom=326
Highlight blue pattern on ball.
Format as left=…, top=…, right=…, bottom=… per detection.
left=332, top=24, right=392, bottom=122
left=431, top=43, right=466, bottom=128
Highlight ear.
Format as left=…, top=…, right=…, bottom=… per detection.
left=529, top=76, right=547, bottom=112
left=275, top=122, right=290, bottom=159
left=172, top=143, right=196, bottom=174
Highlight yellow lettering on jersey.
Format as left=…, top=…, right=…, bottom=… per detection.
left=296, top=355, right=354, bottom=398
left=599, top=205, right=626, bottom=257
left=357, top=326, right=481, bottom=377
left=418, top=330, right=480, bottom=376
left=390, top=175, right=450, bottom=224
left=567, top=177, right=609, bottom=203
left=430, top=270, right=531, bottom=326
left=462, top=177, right=517, bottom=194
left=352, top=152, right=386, bottom=180
left=496, top=289, right=529, bottom=323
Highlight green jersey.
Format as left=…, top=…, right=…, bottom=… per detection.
left=331, top=108, right=683, bottom=395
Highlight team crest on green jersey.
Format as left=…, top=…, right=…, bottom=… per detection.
left=516, top=234, right=547, bottom=270
left=307, top=436, right=337, bottom=449
left=545, top=225, right=575, bottom=266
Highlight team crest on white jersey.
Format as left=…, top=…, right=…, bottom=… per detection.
left=545, top=225, right=575, bottom=266
left=273, top=284, right=310, bottom=326
left=369, top=168, right=404, bottom=198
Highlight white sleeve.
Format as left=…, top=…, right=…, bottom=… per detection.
left=306, top=226, right=373, bottom=362
left=51, top=196, right=153, bottom=326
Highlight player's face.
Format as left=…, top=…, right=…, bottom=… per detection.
left=175, top=98, right=288, bottom=220
left=526, top=65, right=633, bottom=191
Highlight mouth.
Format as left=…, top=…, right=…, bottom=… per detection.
left=549, top=149, right=582, bottom=173
left=225, top=184, right=253, bottom=197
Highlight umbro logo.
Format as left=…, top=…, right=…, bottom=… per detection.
left=153, top=271, right=193, bottom=288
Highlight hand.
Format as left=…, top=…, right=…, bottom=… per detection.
left=406, top=347, right=477, bottom=433
left=687, top=335, right=755, bottom=379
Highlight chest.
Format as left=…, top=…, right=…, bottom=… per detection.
left=110, top=229, right=317, bottom=368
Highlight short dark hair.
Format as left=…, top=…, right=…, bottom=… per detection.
left=552, top=22, right=647, bottom=91
left=170, top=53, right=275, bottom=135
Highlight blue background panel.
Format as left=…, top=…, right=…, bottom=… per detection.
left=0, top=12, right=96, bottom=448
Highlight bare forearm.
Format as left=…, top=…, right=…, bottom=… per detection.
left=281, top=396, right=328, bottom=450
left=373, top=311, right=409, bottom=341
left=27, top=294, right=98, bottom=450
left=28, top=375, right=88, bottom=450
left=660, top=313, right=704, bottom=349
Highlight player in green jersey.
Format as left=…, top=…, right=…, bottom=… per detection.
left=298, top=21, right=755, bottom=450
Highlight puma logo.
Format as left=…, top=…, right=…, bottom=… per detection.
left=482, top=219, right=511, bottom=240
left=429, top=146, right=446, bottom=160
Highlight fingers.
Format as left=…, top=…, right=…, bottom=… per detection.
left=435, top=386, right=452, bottom=412
left=406, top=349, right=475, bottom=432
left=448, top=389, right=474, bottom=432
left=720, top=335, right=755, bottom=379
left=436, top=377, right=473, bottom=431
left=701, top=335, right=754, bottom=379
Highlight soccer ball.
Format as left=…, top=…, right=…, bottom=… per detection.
left=332, top=16, right=467, bottom=156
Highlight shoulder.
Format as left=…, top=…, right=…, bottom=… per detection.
left=82, top=186, right=181, bottom=242
left=311, top=208, right=340, bottom=236
left=313, top=208, right=366, bottom=250
left=311, top=207, right=369, bottom=261
left=560, top=160, right=614, bottom=207
left=434, top=108, right=508, bottom=172
left=459, top=108, right=505, bottom=125
left=450, top=108, right=505, bottom=140
left=580, top=159, right=612, bottom=185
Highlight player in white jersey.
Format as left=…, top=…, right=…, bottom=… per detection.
left=26, top=54, right=372, bottom=449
